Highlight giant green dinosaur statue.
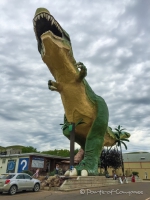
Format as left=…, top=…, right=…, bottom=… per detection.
left=33, top=8, right=130, bottom=176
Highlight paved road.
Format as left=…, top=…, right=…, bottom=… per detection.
left=0, top=182, right=150, bottom=200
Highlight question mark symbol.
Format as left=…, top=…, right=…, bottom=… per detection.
left=21, top=160, right=27, bottom=170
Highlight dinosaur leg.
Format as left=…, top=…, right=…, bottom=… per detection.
left=74, top=100, right=109, bottom=176
left=74, top=148, right=84, bottom=164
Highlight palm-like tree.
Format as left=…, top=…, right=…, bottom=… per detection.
left=114, top=125, right=129, bottom=176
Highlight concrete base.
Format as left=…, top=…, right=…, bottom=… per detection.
left=59, top=176, right=119, bottom=191
left=41, top=176, right=143, bottom=191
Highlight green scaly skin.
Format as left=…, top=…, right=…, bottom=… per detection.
left=33, top=8, right=130, bottom=176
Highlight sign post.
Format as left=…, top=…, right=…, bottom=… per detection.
left=69, top=122, right=75, bottom=170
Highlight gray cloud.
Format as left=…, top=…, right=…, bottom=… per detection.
left=0, top=0, right=150, bottom=153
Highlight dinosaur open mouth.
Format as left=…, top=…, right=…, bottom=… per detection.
left=33, top=12, right=63, bottom=42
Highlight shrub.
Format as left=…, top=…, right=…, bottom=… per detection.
left=49, top=170, right=56, bottom=176
left=132, top=171, right=139, bottom=176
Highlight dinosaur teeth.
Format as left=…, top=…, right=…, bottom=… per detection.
left=33, top=13, right=62, bottom=36
left=55, top=23, right=58, bottom=28
left=45, top=14, right=48, bottom=19
left=58, top=26, right=62, bottom=33
left=47, top=15, right=50, bottom=20
left=34, top=16, right=38, bottom=21
left=51, top=18, right=54, bottom=25
left=46, top=15, right=50, bottom=20
left=57, top=25, right=59, bottom=29
left=59, top=27, right=62, bottom=33
left=54, top=21, right=62, bottom=32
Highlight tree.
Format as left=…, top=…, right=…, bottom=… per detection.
left=100, top=148, right=110, bottom=173
left=114, top=125, right=129, bottom=176
left=100, top=148, right=122, bottom=173
left=22, top=146, right=38, bottom=153
left=108, top=148, right=122, bottom=170
left=41, top=149, right=79, bottom=157
left=41, top=149, right=70, bottom=157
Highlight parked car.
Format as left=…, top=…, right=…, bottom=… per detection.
left=0, top=173, right=40, bottom=195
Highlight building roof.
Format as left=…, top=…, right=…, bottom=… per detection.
left=0, top=152, right=70, bottom=160
left=123, top=152, right=150, bottom=162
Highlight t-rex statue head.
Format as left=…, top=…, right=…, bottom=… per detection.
left=33, top=8, right=76, bottom=80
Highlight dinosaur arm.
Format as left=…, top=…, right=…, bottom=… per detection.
left=76, top=62, right=87, bottom=82
left=48, top=80, right=61, bottom=92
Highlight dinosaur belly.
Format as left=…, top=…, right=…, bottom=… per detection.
left=60, top=82, right=96, bottom=139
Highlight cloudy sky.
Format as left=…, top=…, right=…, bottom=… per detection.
left=0, top=0, right=150, bottom=153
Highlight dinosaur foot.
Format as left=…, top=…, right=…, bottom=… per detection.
left=64, top=160, right=98, bottom=176
left=64, top=168, right=88, bottom=176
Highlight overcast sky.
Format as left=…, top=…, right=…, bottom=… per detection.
left=0, top=0, right=150, bottom=153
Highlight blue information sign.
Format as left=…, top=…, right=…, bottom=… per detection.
left=18, top=158, right=29, bottom=173
left=6, top=160, right=16, bottom=173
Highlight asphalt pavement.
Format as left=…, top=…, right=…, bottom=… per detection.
left=0, top=181, right=150, bottom=200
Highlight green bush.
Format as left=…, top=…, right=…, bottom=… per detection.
left=132, top=171, right=139, bottom=176
left=49, top=170, right=56, bottom=176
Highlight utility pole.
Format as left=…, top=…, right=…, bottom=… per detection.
left=69, top=122, right=75, bottom=169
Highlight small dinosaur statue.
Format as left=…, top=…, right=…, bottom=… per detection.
left=33, top=8, right=130, bottom=176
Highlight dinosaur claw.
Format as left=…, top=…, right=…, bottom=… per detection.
left=70, top=168, right=77, bottom=176
left=64, top=168, right=88, bottom=176
left=64, top=168, right=78, bottom=176
left=81, top=170, right=88, bottom=176
left=49, top=86, right=57, bottom=90
left=64, top=170, right=70, bottom=176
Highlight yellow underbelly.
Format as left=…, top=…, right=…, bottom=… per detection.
left=60, top=82, right=96, bottom=138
